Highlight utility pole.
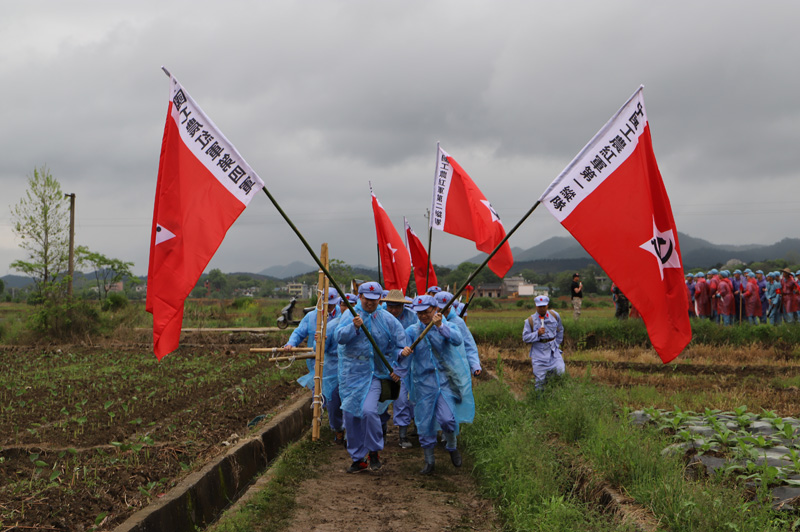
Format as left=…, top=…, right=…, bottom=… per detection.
left=65, top=193, right=75, bottom=298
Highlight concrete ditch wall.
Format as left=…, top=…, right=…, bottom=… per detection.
left=113, top=392, right=312, bottom=532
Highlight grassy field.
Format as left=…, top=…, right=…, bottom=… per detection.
left=3, top=296, right=800, bottom=530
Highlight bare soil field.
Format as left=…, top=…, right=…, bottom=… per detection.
left=0, top=334, right=303, bottom=531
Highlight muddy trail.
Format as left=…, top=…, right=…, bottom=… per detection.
left=277, top=427, right=500, bottom=532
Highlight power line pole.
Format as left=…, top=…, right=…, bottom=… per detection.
left=65, top=193, right=75, bottom=298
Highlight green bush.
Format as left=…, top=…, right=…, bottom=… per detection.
left=27, top=298, right=100, bottom=340
left=101, top=292, right=128, bottom=311
left=471, top=297, right=496, bottom=309
left=230, top=296, right=255, bottom=310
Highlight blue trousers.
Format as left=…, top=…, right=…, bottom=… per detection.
left=326, top=386, right=344, bottom=432
left=418, top=395, right=457, bottom=451
left=393, top=378, right=414, bottom=427
left=343, top=377, right=384, bottom=461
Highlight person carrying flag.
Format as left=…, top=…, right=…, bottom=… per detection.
left=398, top=295, right=474, bottom=475
left=435, top=291, right=482, bottom=376
left=381, top=289, right=419, bottom=449
left=523, top=295, right=565, bottom=390
left=336, top=282, right=407, bottom=473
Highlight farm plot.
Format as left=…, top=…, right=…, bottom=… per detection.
left=0, top=339, right=305, bottom=531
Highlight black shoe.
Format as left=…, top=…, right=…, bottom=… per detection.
left=334, top=431, right=345, bottom=445
left=369, top=451, right=382, bottom=471
left=420, top=462, right=435, bottom=475
left=449, top=449, right=462, bottom=467
left=398, top=437, right=412, bottom=449
left=347, top=459, right=369, bottom=473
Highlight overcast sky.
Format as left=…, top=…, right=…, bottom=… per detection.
left=1, top=1, right=798, bottom=277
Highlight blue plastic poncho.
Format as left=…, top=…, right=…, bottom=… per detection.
left=445, top=308, right=481, bottom=373
left=289, top=306, right=341, bottom=390
left=321, top=314, right=342, bottom=402
left=335, top=307, right=407, bottom=417
left=399, top=319, right=475, bottom=437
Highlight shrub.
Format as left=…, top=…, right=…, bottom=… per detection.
left=27, top=298, right=100, bottom=340
left=101, top=292, right=128, bottom=312
left=230, top=297, right=255, bottom=310
left=471, top=297, right=496, bottom=309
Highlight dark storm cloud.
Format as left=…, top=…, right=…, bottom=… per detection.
left=2, top=1, right=798, bottom=276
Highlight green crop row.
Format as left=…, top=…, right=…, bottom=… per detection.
left=462, top=376, right=800, bottom=532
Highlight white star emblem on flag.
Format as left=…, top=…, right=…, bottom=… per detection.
left=155, top=224, right=177, bottom=246
left=387, top=243, right=398, bottom=263
left=639, top=218, right=681, bottom=280
left=480, top=199, right=502, bottom=225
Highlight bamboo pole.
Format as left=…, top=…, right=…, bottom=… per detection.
left=260, top=186, right=394, bottom=373
left=312, top=244, right=330, bottom=441
left=266, top=353, right=317, bottom=362
left=249, top=347, right=314, bottom=353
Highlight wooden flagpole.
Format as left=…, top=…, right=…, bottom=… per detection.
left=409, top=200, right=542, bottom=350
left=312, top=244, right=330, bottom=441
left=259, top=186, right=394, bottom=374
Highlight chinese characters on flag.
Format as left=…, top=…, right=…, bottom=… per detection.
left=540, top=86, right=691, bottom=363
left=146, top=71, right=264, bottom=360
left=430, top=145, right=513, bottom=278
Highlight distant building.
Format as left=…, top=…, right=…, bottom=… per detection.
left=284, top=282, right=313, bottom=299
left=476, top=276, right=546, bottom=299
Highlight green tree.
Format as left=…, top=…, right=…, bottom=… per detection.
left=75, top=246, right=135, bottom=300
left=0, top=278, right=4, bottom=296
left=10, top=167, right=70, bottom=297
left=207, top=268, right=228, bottom=296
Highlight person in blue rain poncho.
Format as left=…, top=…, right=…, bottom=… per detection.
left=283, top=287, right=342, bottom=390
left=397, top=295, right=475, bottom=475
left=317, top=295, right=346, bottom=444
left=381, top=289, right=419, bottom=449
left=434, top=291, right=482, bottom=376
left=336, top=282, right=407, bottom=473
left=523, top=295, right=565, bottom=390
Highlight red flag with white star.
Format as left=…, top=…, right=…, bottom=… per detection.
left=371, top=192, right=411, bottom=293
left=540, top=85, right=690, bottom=363
left=146, top=71, right=264, bottom=360
left=430, top=145, right=513, bottom=278
left=404, top=217, right=437, bottom=295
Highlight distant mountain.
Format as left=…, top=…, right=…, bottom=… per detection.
left=258, top=261, right=316, bottom=278
left=0, top=275, right=34, bottom=290
left=467, top=233, right=800, bottom=273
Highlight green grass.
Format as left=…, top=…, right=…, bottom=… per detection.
left=466, top=374, right=798, bottom=532
left=208, top=432, right=327, bottom=532
left=461, top=379, right=634, bottom=532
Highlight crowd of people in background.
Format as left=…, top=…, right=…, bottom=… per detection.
left=685, top=267, right=800, bottom=326
left=609, top=267, right=800, bottom=325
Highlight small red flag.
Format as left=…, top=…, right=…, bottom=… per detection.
left=371, top=193, right=411, bottom=293
left=540, top=86, right=691, bottom=363
left=404, top=217, right=437, bottom=295
left=430, top=145, right=513, bottom=278
left=146, top=72, right=264, bottom=360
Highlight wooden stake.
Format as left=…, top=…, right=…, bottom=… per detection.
left=249, top=347, right=314, bottom=353
left=312, top=244, right=330, bottom=441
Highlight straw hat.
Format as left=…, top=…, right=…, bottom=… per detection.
left=381, top=289, right=411, bottom=304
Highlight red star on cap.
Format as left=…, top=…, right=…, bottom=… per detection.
left=369, top=285, right=375, bottom=291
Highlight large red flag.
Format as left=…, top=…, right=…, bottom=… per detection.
left=404, top=217, right=437, bottom=295
left=430, top=146, right=513, bottom=278
left=540, top=86, right=691, bottom=363
left=146, top=72, right=264, bottom=360
left=371, top=193, right=411, bottom=293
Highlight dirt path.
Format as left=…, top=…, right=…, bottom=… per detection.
left=284, top=426, right=499, bottom=532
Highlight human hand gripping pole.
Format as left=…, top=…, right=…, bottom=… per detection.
left=259, top=186, right=395, bottom=374
left=408, top=201, right=542, bottom=351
